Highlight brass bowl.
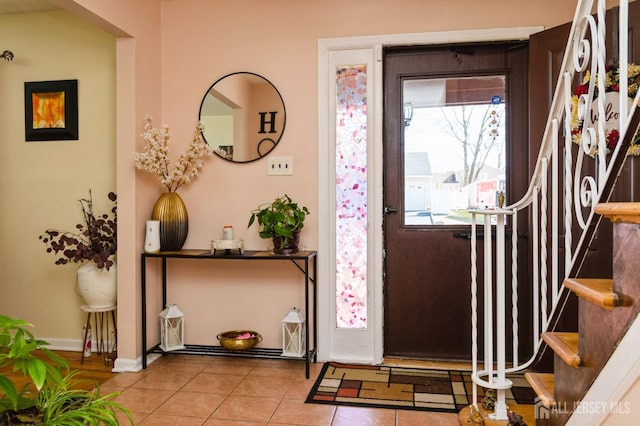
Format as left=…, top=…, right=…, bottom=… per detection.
left=217, top=330, right=262, bottom=351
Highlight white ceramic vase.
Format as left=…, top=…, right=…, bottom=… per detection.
left=145, top=220, right=161, bottom=253
left=77, top=261, right=117, bottom=308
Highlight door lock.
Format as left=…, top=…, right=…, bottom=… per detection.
left=384, top=206, right=398, bottom=215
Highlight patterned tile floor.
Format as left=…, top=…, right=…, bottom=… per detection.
left=104, top=355, right=460, bottom=425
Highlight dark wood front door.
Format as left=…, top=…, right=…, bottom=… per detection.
left=383, top=42, right=530, bottom=360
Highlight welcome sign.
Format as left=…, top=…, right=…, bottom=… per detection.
left=586, top=92, right=628, bottom=137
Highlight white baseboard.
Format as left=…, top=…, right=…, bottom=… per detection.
left=42, top=337, right=159, bottom=373
left=45, top=338, right=83, bottom=352
left=112, top=353, right=163, bottom=372
left=111, top=357, right=139, bottom=372
left=46, top=337, right=116, bottom=354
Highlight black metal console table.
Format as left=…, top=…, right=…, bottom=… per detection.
left=140, top=249, right=317, bottom=378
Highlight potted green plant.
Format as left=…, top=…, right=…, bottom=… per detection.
left=0, top=314, right=133, bottom=425
left=248, top=194, right=310, bottom=254
left=38, top=191, right=117, bottom=308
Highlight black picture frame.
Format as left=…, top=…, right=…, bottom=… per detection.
left=24, top=79, right=78, bottom=141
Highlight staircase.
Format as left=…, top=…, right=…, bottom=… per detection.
left=525, top=203, right=640, bottom=424
left=466, top=0, right=640, bottom=424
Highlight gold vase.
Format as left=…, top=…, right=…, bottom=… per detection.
left=152, top=192, right=188, bottom=251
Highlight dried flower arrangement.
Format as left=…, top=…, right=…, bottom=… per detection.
left=134, top=116, right=212, bottom=192
left=38, top=191, right=117, bottom=271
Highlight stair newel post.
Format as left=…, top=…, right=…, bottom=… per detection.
left=470, top=208, right=515, bottom=421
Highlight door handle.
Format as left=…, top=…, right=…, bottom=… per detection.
left=453, top=230, right=516, bottom=240
left=384, top=206, right=398, bottom=215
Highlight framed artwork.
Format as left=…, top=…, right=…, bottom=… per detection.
left=24, top=79, right=78, bottom=141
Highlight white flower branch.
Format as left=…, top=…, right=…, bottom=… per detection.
left=134, top=116, right=212, bottom=193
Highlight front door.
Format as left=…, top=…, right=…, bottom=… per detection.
left=383, top=43, right=530, bottom=360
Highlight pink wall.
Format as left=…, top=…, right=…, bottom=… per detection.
left=159, top=0, right=577, bottom=252
left=153, top=0, right=577, bottom=356
left=58, top=0, right=578, bottom=364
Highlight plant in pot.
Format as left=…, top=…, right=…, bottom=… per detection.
left=248, top=194, right=310, bottom=254
left=38, top=191, right=117, bottom=308
left=0, top=314, right=133, bottom=425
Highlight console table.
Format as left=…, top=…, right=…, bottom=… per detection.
left=140, top=249, right=317, bottom=378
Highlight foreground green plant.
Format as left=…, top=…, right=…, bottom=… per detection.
left=34, top=371, right=132, bottom=425
left=0, top=315, right=67, bottom=413
left=0, top=315, right=132, bottom=425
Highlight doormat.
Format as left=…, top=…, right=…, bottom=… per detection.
left=305, top=362, right=536, bottom=413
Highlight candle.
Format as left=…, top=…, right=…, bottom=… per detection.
left=223, top=225, right=234, bottom=240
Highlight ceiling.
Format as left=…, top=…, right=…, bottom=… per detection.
left=0, top=0, right=58, bottom=14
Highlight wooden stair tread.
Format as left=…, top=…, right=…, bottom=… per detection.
left=595, top=202, right=640, bottom=224
left=564, top=277, right=619, bottom=310
left=524, top=372, right=555, bottom=408
left=542, top=332, right=581, bottom=368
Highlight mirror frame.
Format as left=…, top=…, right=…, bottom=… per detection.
left=199, top=72, right=286, bottom=163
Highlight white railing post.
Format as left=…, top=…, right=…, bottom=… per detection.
left=552, top=118, right=560, bottom=308
left=540, top=158, right=549, bottom=326
left=511, top=209, right=519, bottom=369
left=471, top=213, right=479, bottom=409
left=483, top=213, right=493, bottom=387
left=491, top=212, right=508, bottom=420
left=563, top=72, right=574, bottom=270
left=532, top=187, right=540, bottom=348
left=620, top=1, right=629, bottom=134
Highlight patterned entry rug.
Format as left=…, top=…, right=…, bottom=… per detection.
left=305, top=362, right=535, bottom=413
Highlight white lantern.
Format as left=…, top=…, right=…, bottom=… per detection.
left=159, top=304, right=185, bottom=351
left=282, top=307, right=305, bottom=357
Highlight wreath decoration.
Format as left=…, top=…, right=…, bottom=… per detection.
left=570, top=64, right=640, bottom=156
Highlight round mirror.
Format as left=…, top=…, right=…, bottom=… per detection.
left=199, top=72, right=286, bottom=163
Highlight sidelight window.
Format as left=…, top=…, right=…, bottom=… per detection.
left=335, top=65, right=368, bottom=329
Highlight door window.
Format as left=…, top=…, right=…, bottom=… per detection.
left=403, top=76, right=506, bottom=226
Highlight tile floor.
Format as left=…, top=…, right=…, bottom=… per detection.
left=103, top=355, right=460, bottom=425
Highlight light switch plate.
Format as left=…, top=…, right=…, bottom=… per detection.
left=267, top=156, right=293, bottom=175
